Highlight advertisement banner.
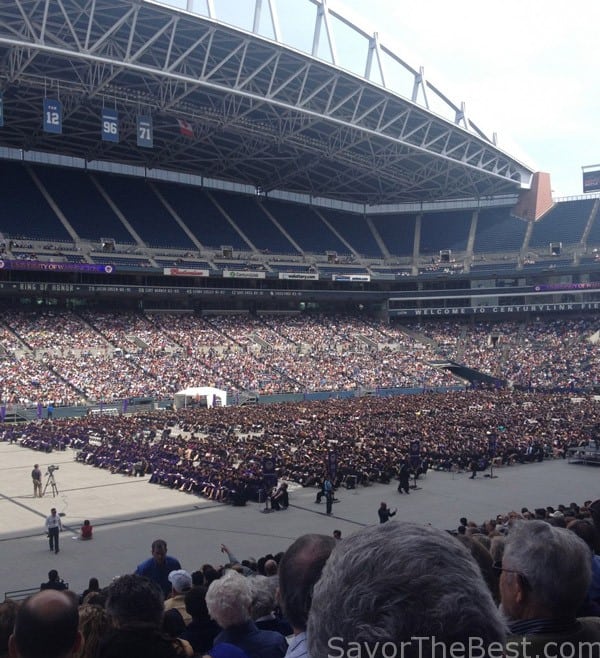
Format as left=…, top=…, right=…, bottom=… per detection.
left=332, top=274, right=371, bottom=282
left=223, top=270, right=266, bottom=279
left=163, top=267, right=209, bottom=277
left=0, top=260, right=113, bottom=274
left=278, top=272, right=319, bottom=280
left=391, top=302, right=600, bottom=317
left=583, top=170, right=600, bottom=193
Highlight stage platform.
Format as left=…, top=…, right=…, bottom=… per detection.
left=0, top=443, right=598, bottom=598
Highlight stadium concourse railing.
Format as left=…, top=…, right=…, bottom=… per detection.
left=4, top=584, right=71, bottom=601
left=1, top=385, right=465, bottom=423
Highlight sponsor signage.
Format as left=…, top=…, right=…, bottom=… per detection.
left=223, top=269, right=266, bottom=279
left=332, top=274, right=371, bottom=282
left=391, top=302, right=600, bottom=317
left=583, top=170, right=600, bottom=193
left=278, top=272, right=319, bottom=280
left=534, top=282, right=600, bottom=292
left=0, top=282, right=303, bottom=298
left=163, top=267, right=209, bottom=277
left=0, top=260, right=113, bottom=274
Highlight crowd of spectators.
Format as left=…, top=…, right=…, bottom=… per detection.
left=404, top=316, right=600, bottom=389
left=1, top=390, right=598, bottom=504
left=1, top=310, right=599, bottom=407
left=2, top=499, right=600, bottom=658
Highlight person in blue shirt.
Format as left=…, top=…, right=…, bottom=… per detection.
left=135, top=539, right=181, bottom=598
left=206, top=570, right=287, bottom=658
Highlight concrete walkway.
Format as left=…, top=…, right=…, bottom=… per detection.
left=0, top=442, right=597, bottom=596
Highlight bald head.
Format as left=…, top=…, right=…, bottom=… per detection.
left=9, top=590, right=81, bottom=658
left=278, top=533, right=336, bottom=632
left=263, top=559, right=278, bottom=576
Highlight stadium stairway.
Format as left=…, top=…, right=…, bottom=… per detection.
left=429, top=360, right=506, bottom=388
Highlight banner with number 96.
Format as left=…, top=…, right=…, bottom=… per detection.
left=101, top=109, right=119, bottom=143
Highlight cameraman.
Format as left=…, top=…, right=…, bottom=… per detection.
left=31, top=464, right=42, bottom=498
left=45, top=507, right=63, bottom=554
left=40, top=569, right=68, bottom=591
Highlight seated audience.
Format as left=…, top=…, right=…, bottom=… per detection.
left=203, top=645, right=250, bottom=658
left=73, top=604, right=112, bottom=658
left=80, top=520, right=93, bottom=540
left=278, top=534, right=336, bottom=658
left=0, top=599, right=19, bottom=658
left=8, top=590, right=82, bottom=658
left=40, top=570, right=67, bottom=591
left=567, top=519, right=600, bottom=614
left=79, top=577, right=100, bottom=604
left=100, top=574, right=189, bottom=658
left=181, top=586, right=221, bottom=656
left=164, top=570, right=193, bottom=625
left=206, top=570, right=287, bottom=658
left=247, top=576, right=292, bottom=637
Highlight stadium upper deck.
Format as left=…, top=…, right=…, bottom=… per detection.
left=1, top=160, right=599, bottom=273
left=1, top=0, right=599, bottom=318
left=0, top=0, right=533, bottom=205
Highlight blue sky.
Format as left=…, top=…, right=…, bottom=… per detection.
left=165, top=0, right=600, bottom=198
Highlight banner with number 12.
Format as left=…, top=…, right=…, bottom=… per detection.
left=43, top=98, right=62, bottom=134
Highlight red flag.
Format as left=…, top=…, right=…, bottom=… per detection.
left=177, top=118, right=194, bottom=137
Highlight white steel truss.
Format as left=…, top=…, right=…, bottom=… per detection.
left=0, top=0, right=534, bottom=204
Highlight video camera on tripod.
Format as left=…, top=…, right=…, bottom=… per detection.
left=44, top=465, right=60, bottom=497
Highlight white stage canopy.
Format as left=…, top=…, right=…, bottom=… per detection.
left=173, top=387, right=227, bottom=409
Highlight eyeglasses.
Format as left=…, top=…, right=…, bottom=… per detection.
left=492, top=561, right=531, bottom=590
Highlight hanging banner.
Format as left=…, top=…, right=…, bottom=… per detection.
left=43, top=98, right=62, bottom=134
left=101, top=108, right=119, bottom=143
left=409, top=440, right=421, bottom=469
left=0, top=93, right=4, bottom=128
left=137, top=115, right=153, bottom=148
left=327, top=449, right=338, bottom=481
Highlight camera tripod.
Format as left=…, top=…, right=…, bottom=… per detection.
left=42, top=471, right=59, bottom=498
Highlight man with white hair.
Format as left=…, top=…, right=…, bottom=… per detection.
left=500, top=520, right=600, bottom=656
left=307, top=521, right=506, bottom=658
left=164, top=569, right=193, bottom=624
left=206, top=570, right=287, bottom=658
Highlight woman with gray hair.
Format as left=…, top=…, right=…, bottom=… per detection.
left=206, top=571, right=287, bottom=658
left=247, top=575, right=292, bottom=637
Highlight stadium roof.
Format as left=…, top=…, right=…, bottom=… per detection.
left=0, top=0, right=535, bottom=205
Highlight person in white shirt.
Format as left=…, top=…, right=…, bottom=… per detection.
left=45, top=507, right=63, bottom=554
